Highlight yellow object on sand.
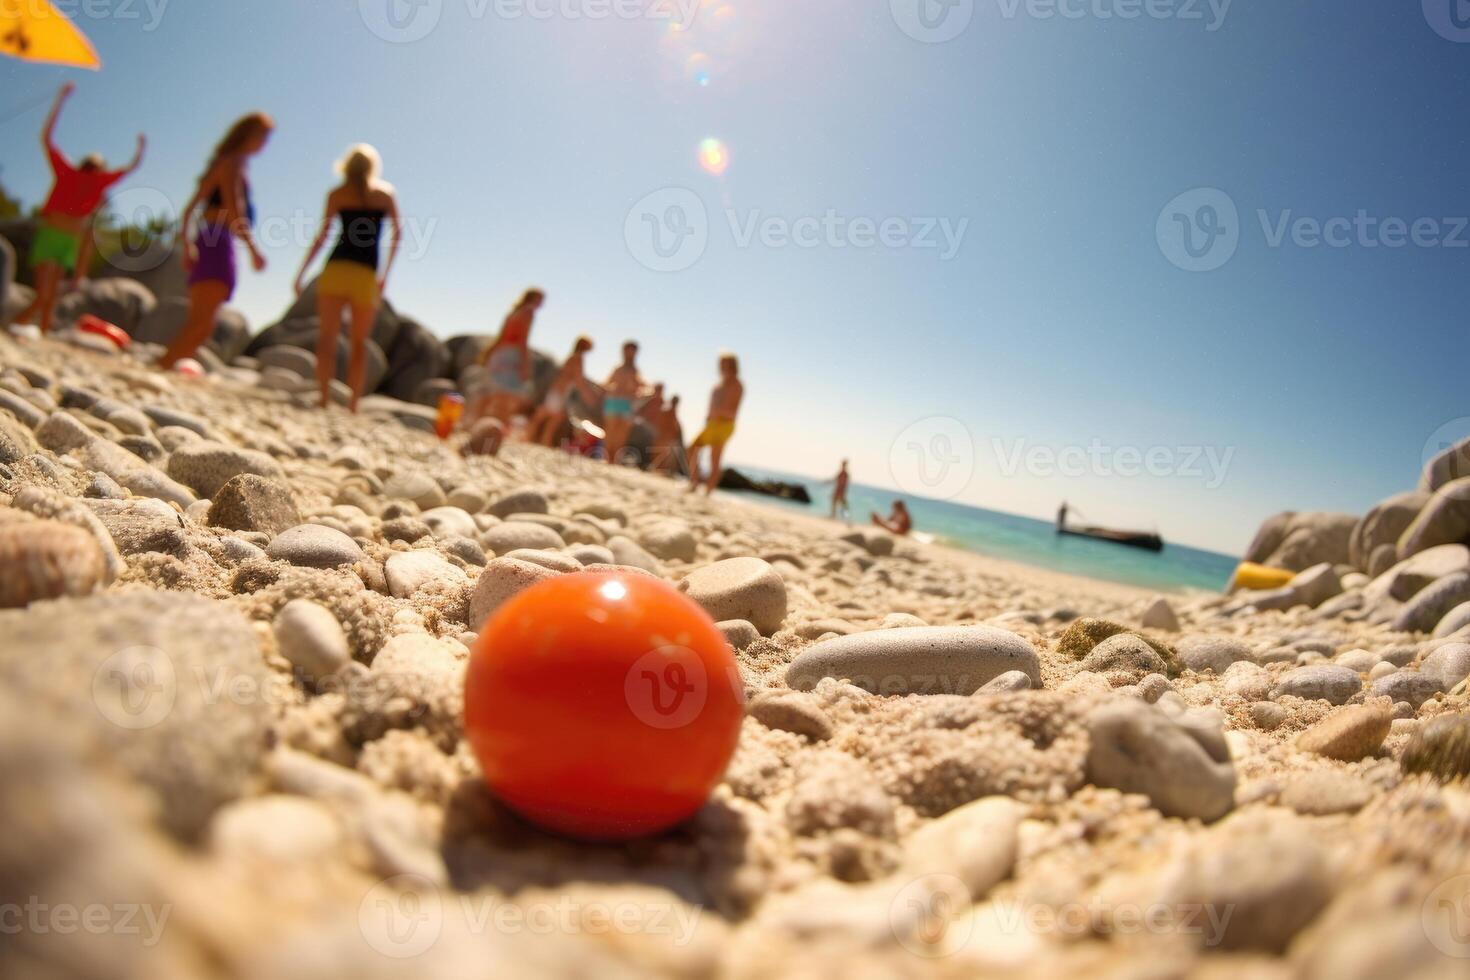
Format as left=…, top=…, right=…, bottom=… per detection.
left=1229, top=561, right=1295, bottom=593
left=1, top=0, right=100, bottom=69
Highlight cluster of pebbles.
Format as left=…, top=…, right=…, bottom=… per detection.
left=0, top=330, right=1467, bottom=978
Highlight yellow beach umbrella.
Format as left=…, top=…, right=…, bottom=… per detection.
left=1, top=0, right=100, bottom=69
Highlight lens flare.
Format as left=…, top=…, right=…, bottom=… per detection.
left=698, top=138, right=729, bottom=177
left=687, top=52, right=711, bottom=87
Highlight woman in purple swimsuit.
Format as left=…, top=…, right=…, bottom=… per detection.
left=158, top=112, right=273, bottom=370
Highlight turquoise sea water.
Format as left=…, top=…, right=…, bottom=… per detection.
left=723, top=466, right=1239, bottom=594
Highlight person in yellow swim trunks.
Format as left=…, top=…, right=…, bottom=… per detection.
left=687, top=352, right=744, bottom=495
left=294, top=144, right=402, bottom=412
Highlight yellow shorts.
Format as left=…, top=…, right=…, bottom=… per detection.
left=691, top=418, right=736, bottom=450
left=318, top=260, right=379, bottom=308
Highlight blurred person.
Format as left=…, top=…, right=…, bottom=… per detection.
left=294, top=143, right=402, bottom=412
left=603, top=340, right=643, bottom=464
left=687, top=352, right=743, bottom=494
left=872, top=499, right=912, bottom=536
left=474, top=288, right=544, bottom=422
left=158, top=111, right=272, bottom=369
left=14, top=83, right=144, bottom=334
left=527, top=334, right=596, bottom=446
left=829, top=459, right=851, bottom=521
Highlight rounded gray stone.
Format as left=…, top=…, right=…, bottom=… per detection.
left=267, top=524, right=367, bottom=569
left=786, top=625, right=1041, bottom=696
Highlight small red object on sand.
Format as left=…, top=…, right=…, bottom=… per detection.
left=76, top=314, right=130, bottom=349
left=465, top=572, right=744, bottom=840
left=435, top=392, right=465, bottom=439
left=172, top=358, right=204, bottom=377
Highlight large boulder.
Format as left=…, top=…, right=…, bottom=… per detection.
left=379, top=316, right=450, bottom=401
left=0, top=218, right=36, bottom=283
left=97, top=243, right=189, bottom=303
left=258, top=277, right=403, bottom=353
left=3, top=283, right=35, bottom=327
left=55, top=277, right=157, bottom=334
left=1421, top=435, right=1470, bottom=494
left=1349, top=491, right=1428, bottom=571
left=133, top=296, right=251, bottom=360
left=1243, top=511, right=1356, bottom=572
left=1397, top=478, right=1470, bottom=560
left=247, top=316, right=389, bottom=391
left=0, top=233, right=13, bottom=325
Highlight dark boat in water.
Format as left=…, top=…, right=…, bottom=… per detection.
left=1055, top=502, right=1163, bottom=552
left=1058, top=524, right=1164, bottom=552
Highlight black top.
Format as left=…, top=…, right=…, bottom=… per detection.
left=205, top=177, right=255, bottom=225
left=328, top=208, right=386, bottom=269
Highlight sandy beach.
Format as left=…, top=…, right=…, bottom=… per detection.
left=2, top=329, right=1469, bottom=978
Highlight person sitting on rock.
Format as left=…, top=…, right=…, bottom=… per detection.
left=653, top=393, right=686, bottom=476
left=872, top=499, right=912, bottom=536
left=473, top=288, right=544, bottom=424
left=14, top=83, right=144, bottom=335
left=293, top=143, right=403, bottom=413
left=527, top=334, right=596, bottom=446
left=686, top=352, right=743, bottom=494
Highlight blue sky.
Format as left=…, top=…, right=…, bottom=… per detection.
left=2, top=0, right=1466, bottom=554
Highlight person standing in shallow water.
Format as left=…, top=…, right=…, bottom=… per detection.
left=159, top=112, right=272, bottom=370
left=830, top=459, right=851, bottom=521
left=16, top=83, right=144, bottom=335
left=293, top=144, right=402, bottom=412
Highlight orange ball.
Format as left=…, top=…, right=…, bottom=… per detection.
left=465, top=571, right=744, bottom=840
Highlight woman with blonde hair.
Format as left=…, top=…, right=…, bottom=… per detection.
left=295, top=144, right=403, bottom=412
left=159, top=111, right=273, bottom=369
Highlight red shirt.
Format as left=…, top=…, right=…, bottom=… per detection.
left=41, top=146, right=125, bottom=219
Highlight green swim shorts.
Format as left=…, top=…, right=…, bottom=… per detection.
left=29, top=224, right=81, bottom=273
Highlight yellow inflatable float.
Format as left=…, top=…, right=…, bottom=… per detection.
left=1228, top=561, right=1296, bottom=593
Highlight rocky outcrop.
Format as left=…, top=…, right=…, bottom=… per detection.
left=1243, top=511, right=1355, bottom=572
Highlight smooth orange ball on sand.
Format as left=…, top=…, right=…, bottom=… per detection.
left=465, top=571, right=744, bottom=840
